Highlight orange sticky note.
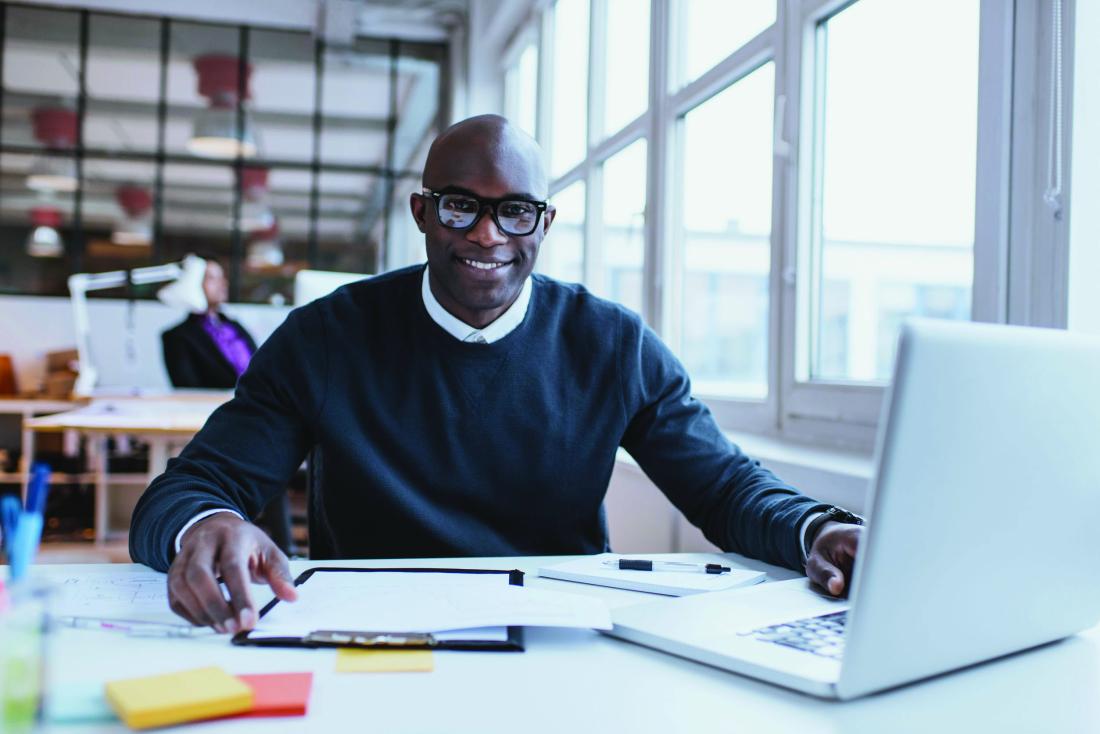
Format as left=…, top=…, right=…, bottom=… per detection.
left=231, top=673, right=313, bottom=718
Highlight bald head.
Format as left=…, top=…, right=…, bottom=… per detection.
left=423, top=114, right=547, bottom=199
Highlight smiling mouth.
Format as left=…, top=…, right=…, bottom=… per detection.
left=458, top=257, right=511, bottom=271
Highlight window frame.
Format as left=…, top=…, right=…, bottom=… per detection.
left=777, top=0, right=1016, bottom=447
left=507, top=0, right=1069, bottom=450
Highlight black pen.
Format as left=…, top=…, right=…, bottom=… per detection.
left=602, top=559, right=732, bottom=575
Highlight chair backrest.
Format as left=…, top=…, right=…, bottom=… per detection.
left=305, top=447, right=336, bottom=560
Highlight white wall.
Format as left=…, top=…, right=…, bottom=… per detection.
left=1068, top=0, right=1100, bottom=335
left=464, top=0, right=538, bottom=116
left=0, top=295, right=290, bottom=394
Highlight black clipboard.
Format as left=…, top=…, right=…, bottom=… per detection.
left=231, top=567, right=525, bottom=651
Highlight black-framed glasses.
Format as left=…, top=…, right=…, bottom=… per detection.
left=422, top=187, right=548, bottom=237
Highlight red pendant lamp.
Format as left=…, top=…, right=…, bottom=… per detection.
left=188, top=54, right=258, bottom=159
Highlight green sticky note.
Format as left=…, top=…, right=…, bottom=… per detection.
left=45, top=681, right=118, bottom=724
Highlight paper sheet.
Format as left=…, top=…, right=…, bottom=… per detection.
left=250, top=571, right=612, bottom=637
left=335, top=649, right=434, bottom=673
left=49, top=572, right=268, bottom=635
left=51, top=573, right=184, bottom=625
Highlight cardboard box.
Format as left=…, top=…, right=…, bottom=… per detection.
left=46, top=349, right=79, bottom=374
left=44, top=371, right=77, bottom=399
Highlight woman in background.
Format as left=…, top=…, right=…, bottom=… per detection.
left=161, top=257, right=257, bottom=389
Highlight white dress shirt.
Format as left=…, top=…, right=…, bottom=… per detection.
left=420, top=265, right=532, bottom=343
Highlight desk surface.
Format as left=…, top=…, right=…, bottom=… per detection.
left=0, top=398, right=83, bottom=414
left=28, top=556, right=1100, bottom=734
left=24, top=393, right=230, bottom=434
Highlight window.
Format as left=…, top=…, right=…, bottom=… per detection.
left=673, top=0, right=774, bottom=87
left=804, top=0, right=980, bottom=383
left=504, top=0, right=1042, bottom=447
left=0, top=4, right=447, bottom=303
left=597, top=139, right=646, bottom=315
left=678, top=63, right=774, bottom=399
left=549, top=0, right=590, bottom=177
left=539, top=181, right=584, bottom=283
left=504, top=42, right=538, bottom=139
left=600, top=0, right=650, bottom=138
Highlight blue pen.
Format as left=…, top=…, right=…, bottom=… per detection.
left=10, top=464, right=50, bottom=582
left=27, top=463, right=51, bottom=515
left=1, top=494, right=20, bottom=560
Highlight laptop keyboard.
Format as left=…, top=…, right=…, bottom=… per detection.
left=740, top=610, right=848, bottom=659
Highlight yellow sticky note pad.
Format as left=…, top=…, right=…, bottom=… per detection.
left=105, top=666, right=253, bottom=730
left=335, top=649, right=435, bottom=673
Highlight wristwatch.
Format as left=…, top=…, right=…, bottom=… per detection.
left=804, top=506, right=864, bottom=557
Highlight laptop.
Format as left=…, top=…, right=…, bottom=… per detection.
left=609, top=319, right=1100, bottom=699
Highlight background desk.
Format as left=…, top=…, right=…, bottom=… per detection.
left=31, top=554, right=1100, bottom=733
left=0, top=397, right=81, bottom=490
left=22, top=392, right=229, bottom=544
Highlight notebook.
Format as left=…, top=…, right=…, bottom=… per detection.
left=538, top=553, right=766, bottom=596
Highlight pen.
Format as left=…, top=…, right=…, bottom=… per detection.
left=602, top=559, right=732, bottom=575
left=53, top=615, right=205, bottom=638
left=1, top=495, right=19, bottom=559
left=10, top=464, right=51, bottom=582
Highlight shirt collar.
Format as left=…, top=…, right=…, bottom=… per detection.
left=421, top=265, right=532, bottom=344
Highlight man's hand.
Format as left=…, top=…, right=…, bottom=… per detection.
left=168, top=513, right=298, bottom=633
left=805, top=521, right=863, bottom=597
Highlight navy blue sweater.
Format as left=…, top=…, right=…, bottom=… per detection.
left=130, top=265, right=823, bottom=572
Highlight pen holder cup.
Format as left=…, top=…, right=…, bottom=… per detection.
left=0, top=578, right=53, bottom=733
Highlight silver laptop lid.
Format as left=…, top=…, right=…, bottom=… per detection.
left=838, top=319, right=1100, bottom=699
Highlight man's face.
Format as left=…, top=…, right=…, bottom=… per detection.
left=411, top=161, right=555, bottom=328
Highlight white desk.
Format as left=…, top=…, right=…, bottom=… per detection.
left=29, top=555, right=1100, bottom=733
left=0, top=398, right=83, bottom=493
left=22, top=392, right=230, bottom=544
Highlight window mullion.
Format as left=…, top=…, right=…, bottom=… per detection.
left=970, top=0, right=1014, bottom=324
left=645, top=0, right=671, bottom=334
left=587, top=0, right=607, bottom=155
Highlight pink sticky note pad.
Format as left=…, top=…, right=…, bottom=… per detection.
left=230, top=673, right=313, bottom=718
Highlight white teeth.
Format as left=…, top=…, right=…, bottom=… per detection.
left=462, top=258, right=507, bottom=270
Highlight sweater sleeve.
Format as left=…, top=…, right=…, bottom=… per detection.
left=130, top=305, right=328, bottom=571
left=617, top=313, right=824, bottom=570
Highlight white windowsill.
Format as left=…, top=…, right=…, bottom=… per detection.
left=615, top=430, right=875, bottom=514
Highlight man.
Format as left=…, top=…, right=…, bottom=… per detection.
left=130, top=115, right=863, bottom=634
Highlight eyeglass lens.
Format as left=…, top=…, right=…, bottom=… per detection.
left=438, top=194, right=539, bottom=235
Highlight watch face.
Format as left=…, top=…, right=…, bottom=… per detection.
left=828, top=507, right=863, bottom=525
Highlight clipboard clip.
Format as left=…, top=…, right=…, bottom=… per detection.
left=305, top=630, right=438, bottom=647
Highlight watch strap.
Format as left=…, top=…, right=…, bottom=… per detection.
left=803, top=506, right=864, bottom=558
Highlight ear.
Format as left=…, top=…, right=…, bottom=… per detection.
left=541, top=205, right=557, bottom=236
left=410, top=193, right=428, bottom=233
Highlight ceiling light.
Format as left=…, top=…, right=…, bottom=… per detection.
left=188, top=54, right=258, bottom=160
left=235, top=166, right=274, bottom=231
left=26, top=207, right=64, bottom=258
left=246, top=221, right=284, bottom=268
left=112, top=185, right=154, bottom=246
left=27, top=107, right=78, bottom=193
left=27, top=157, right=79, bottom=193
